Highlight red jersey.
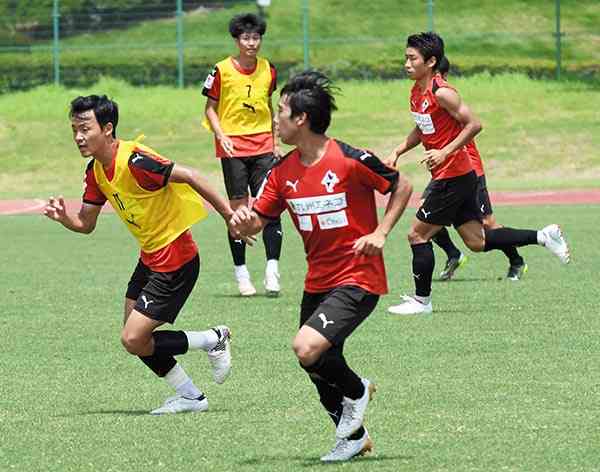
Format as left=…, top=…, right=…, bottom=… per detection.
left=410, top=74, right=473, bottom=180
left=466, top=141, right=484, bottom=177
left=82, top=144, right=198, bottom=272
left=202, top=59, right=277, bottom=158
left=253, top=139, right=399, bottom=294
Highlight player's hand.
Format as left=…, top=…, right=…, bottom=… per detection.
left=353, top=230, right=386, bottom=256
left=229, top=206, right=257, bottom=234
left=421, top=149, right=447, bottom=170
left=218, top=135, right=235, bottom=158
left=43, top=196, right=67, bottom=222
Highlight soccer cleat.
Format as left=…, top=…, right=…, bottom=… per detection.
left=207, top=326, right=232, bottom=384
left=540, top=224, right=570, bottom=264
left=387, top=295, right=433, bottom=315
left=439, top=253, right=467, bottom=281
left=321, top=428, right=374, bottom=462
left=150, top=395, right=208, bottom=415
left=506, top=263, right=528, bottom=281
left=264, top=270, right=281, bottom=298
left=336, top=378, right=376, bottom=439
left=237, top=277, right=257, bottom=297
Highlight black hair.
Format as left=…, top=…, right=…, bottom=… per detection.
left=280, top=70, right=338, bottom=134
left=229, top=13, right=266, bottom=38
left=70, top=95, right=118, bottom=138
left=407, top=32, right=445, bottom=71
left=438, top=56, right=450, bottom=75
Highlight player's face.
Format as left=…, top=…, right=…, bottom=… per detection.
left=275, top=95, right=300, bottom=145
left=236, top=32, right=262, bottom=57
left=405, top=47, right=431, bottom=80
left=71, top=110, right=110, bottom=158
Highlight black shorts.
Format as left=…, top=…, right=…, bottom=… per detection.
left=476, top=175, right=493, bottom=216
left=417, top=171, right=481, bottom=228
left=421, top=179, right=435, bottom=201
left=125, top=255, right=200, bottom=324
left=220, top=153, right=276, bottom=200
left=300, top=286, right=379, bottom=346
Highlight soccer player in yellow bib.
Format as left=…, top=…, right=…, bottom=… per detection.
left=44, top=95, right=239, bottom=415
left=202, top=13, right=283, bottom=297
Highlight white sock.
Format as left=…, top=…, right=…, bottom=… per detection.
left=414, top=295, right=431, bottom=305
left=234, top=265, right=250, bottom=280
left=164, top=363, right=203, bottom=399
left=266, top=259, right=279, bottom=275
left=537, top=231, right=545, bottom=246
left=184, top=329, right=219, bottom=351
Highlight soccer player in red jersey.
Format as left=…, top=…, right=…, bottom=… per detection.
left=385, top=32, right=570, bottom=316
left=230, top=71, right=413, bottom=461
left=423, top=57, right=528, bottom=281
left=202, top=13, right=282, bottom=297
left=44, top=95, right=236, bottom=414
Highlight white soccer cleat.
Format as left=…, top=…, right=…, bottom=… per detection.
left=237, top=277, right=257, bottom=297
left=264, top=270, right=281, bottom=297
left=150, top=395, right=208, bottom=415
left=387, top=295, right=433, bottom=315
left=540, top=224, right=570, bottom=264
left=207, top=325, right=232, bottom=384
left=321, top=428, right=374, bottom=462
left=336, top=378, right=376, bottom=439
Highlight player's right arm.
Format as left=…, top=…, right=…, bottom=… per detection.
left=43, top=197, right=101, bottom=234
left=384, top=126, right=421, bottom=167
left=204, top=98, right=234, bottom=157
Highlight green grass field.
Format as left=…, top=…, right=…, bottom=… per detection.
left=14, top=0, right=600, bottom=75
left=2, top=204, right=599, bottom=471
left=1, top=74, right=599, bottom=199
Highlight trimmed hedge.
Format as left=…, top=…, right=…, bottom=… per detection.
left=1, top=50, right=598, bottom=94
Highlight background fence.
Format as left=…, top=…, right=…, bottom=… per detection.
left=1, top=0, right=598, bottom=92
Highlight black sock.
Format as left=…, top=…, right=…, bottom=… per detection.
left=411, top=242, right=434, bottom=297
left=309, top=375, right=344, bottom=426
left=432, top=227, right=461, bottom=259
left=139, top=354, right=176, bottom=377
left=152, top=330, right=189, bottom=357
left=501, top=246, right=524, bottom=266
left=263, top=219, right=283, bottom=261
left=484, top=228, right=538, bottom=252
left=304, top=351, right=364, bottom=400
left=228, top=231, right=246, bottom=266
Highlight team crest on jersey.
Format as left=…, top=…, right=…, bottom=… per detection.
left=421, top=99, right=430, bottom=112
left=321, top=170, right=340, bottom=193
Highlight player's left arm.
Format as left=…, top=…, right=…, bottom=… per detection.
left=353, top=173, right=413, bottom=256
left=169, top=164, right=233, bottom=221
left=425, top=88, right=482, bottom=170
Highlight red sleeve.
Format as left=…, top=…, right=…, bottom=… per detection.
left=353, top=152, right=399, bottom=194
left=128, top=148, right=174, bottom=191
left=252, top=168, right=286, bottom=219
left=268, top=64, right=277, bottom=96
left=201, top=66, right=220, bottom=101
left=82, top=160, right=106, bottom=206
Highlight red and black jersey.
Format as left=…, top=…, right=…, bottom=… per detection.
left=410, top=74, right=473, bottom=180
left=253, top=139, right=398, bottom=295
left=466, top=141, right=484, bottom=177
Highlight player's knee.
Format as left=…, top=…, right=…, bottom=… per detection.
left=464, top=238, right=484, bottom=252
left=407, top=228, right=424, bottom=245
left=292, top=340, right=320, bottom=367
left=120, top=329, right=148, bottom=355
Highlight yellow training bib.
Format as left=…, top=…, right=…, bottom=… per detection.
left=94, top=139, right=207, bottom=252
left=203, top=56, right=273, bottom=136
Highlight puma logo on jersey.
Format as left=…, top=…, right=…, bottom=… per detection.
left=359, top=152, right=370, bottom=161
left=141, top=295, right=154, bottom=309
left=321, top=170, right=340, bottom=193
left=131, top=153, right=143, bottom=163
left=420, top=208, right=431, bottom=218
left=318, top=313, right=335, bottom=329
left=286, top=179, right=299, bottom=192
left=243, top=102, right=256, bottom=113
